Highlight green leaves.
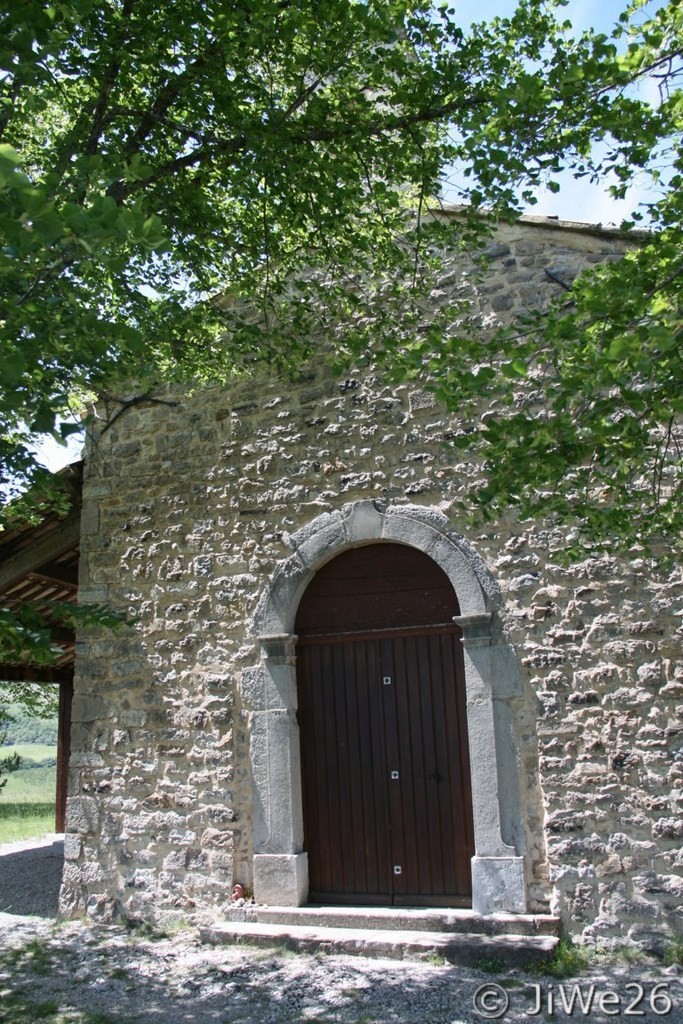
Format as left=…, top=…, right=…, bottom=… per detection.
left=441, top=213, right=683, bottom=555
left=0, top=144, right=21, bottom=167
left=0, top=600, right=127, bottom=670
left=0, top=0, right=680, bottom=558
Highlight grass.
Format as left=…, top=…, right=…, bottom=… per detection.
left=2, top=744, right=58, bottom=763
left=122, top=914, right=194, bottom=942
left=0, top=759, right=56, bottom=843
left=0, top=803, right=56, bottom=844
left=664, top=934, right=683, bottom=966
left=1, top=940, right=126, bottom=1024
left=241, top=938, right=301, bottom=960
left=1, top=937, right=54, bottom=973
left=422, top=951, right=448, bottom=967
left=2, top=763, right=56, bottom=801
left=470, top=954, right=505, bottom=974
left=107, top=967, right=129, bottom=981
left=534, top=938, right=593, bottom=979
left=0, top=992, right=123, bottom=1024
left=1, top=994, right=60, bottom=1021
left=598, top=943, right=650, bottom=966
left=14, top=937, right=56, bottom=976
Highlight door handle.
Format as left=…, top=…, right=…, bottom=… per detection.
left=427, top=770, right=441, bottom=783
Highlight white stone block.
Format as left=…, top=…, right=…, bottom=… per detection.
left=471, top=856, right=527, bottom=914
left=253, top=853, right=308, bottom=906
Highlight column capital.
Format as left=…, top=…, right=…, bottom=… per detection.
left=257, top=633, right=298, bottom=662
left=453, top=612, right=493, bottom=645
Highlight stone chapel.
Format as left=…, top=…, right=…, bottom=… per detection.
left=48, top=212, right=682, bottom=949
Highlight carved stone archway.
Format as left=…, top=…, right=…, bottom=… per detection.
left=245, top=501, right=528, bottom=914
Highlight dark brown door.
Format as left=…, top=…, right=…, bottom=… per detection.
left=296, top=544, right=475, bottom=907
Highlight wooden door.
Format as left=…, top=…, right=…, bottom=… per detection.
left=295, top=544, right=474, bottom=906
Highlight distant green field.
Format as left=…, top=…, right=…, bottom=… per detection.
left=2, top=763, right=56, bottom=801
left=2, top=744, right=57, bottom=763
left=0, top=747, right=57, bottom=843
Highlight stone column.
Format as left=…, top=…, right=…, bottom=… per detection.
left=248, top=634, right=307, bottom=906
left=454, top=613, right=527, bottom=914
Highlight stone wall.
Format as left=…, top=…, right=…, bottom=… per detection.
left=62, top=216, right=683, bottom=948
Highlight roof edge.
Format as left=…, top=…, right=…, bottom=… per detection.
left=433, top=202, right=649, bottom=242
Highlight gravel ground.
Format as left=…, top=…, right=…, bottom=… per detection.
left=0, top=834, right=63, bottom=918
left=0, top=837, right=681, bottom=1024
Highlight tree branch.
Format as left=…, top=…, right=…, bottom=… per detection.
left=119, top=40, right=225, bottom=159
left=83, top=0, right=136, bottom=158
left=98, top=391, right=179, bottom=434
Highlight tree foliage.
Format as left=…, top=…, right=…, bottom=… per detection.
left=441, top=0, right=683, bottom=554
left=0, top=0, right=681, bottom=567
left=0, top=692, right=59, bottom=742
left=0, top=705, right=21, bottom=793
left=0, top=600, right=126, bottom=670
left=0, top=687, right=58, bottom=795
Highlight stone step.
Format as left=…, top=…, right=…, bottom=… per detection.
left=201, top=921, right=558, bottom=967
left=225, top=904, right=560, bottom=938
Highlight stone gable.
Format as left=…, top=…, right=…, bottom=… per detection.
left=62, top=216, right=683, bottom=949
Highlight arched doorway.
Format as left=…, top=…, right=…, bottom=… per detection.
left=249, top=501, right=527, bottom=915
left=295, top=543, right=475, bottom=906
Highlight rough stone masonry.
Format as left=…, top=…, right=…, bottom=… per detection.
left=61, top=214, right=683, bottom=950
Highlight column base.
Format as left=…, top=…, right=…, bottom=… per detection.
left=471, top=856, right=527, bottom=914
left=253, top=853, right=308, bottom=906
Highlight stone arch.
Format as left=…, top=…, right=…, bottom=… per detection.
left=246, top=501, right=528, bottom=914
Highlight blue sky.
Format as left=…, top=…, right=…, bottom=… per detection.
left=38, top=0, right=657, bottom=472
left=459, top=0, right=628, bottom=36
left=451, top=0, right=659, bottom=223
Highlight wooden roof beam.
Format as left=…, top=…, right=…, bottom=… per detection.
left=0, top=515, right=81, bottom=595
left=28, top=561, right=79, bottom=588
left=0, top=664, right=74, bottom=684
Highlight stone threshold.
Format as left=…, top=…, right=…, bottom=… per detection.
left=225, top=904, right=559, bottom=936
left=201, top=906, right=561, bottom=965
left=200, top=920, right=558, bottom=966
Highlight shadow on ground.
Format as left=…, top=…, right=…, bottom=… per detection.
left=0, top=838, right=63, bottom=917
left=0, top=920, right=512, bottom=1024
